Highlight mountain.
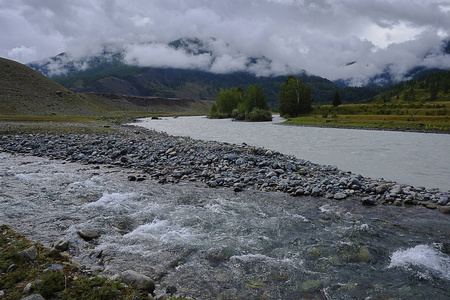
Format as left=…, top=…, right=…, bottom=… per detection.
left=0, top=57, right=211, bottom=117
left=365, top=69, right=450, bottom=103
left=335, top=39, right=450, bottom=88
left=0, top=57, right=110, bottom=116
left=27, top=38, right=380, bottom=106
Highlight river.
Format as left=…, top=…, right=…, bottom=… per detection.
left=131, top=116, right=450, bottom=191
left=1, top=153, right=449, bottom=299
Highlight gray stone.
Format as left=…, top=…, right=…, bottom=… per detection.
left=16, top=245, right=38, bottom=261
left=77, top=229, right=100, bottom=241
left=334, top=192, right=347, bottom=200
left=375, top=184, right=390, bottom=194
left=121, top=270, right=155, bottom=292
left=43, top=264, right=64, bottom=273
left=54, top=240, right=69, bottom=251
left=294, top=188, right=304, bottom=196
left=311, top=187, right=322, bottom=197
left=390, top=184, right=403, bottom=195
left=361, top=197, right=377, bottom=206
left=285, top=162, right=295, bottom=171
left=349, top=177, right=362, bottom=187
left=233, top=183, right=245, bottom=192
left=438, top=196, right=449, bottom=206
left=23, top=282, right=32, bottom=293
left=438, top=206, right=450, bottom=214
left=120, top=155, right=131, bottom=163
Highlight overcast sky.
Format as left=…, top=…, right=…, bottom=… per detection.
left=1, top=0, right=450, bottom=85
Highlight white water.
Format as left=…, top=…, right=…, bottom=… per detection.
left=389, top=244, right=450, bottom=281
left=2, top=148, right=450, bottom=298
left=131, top=116, right=450, bottom=191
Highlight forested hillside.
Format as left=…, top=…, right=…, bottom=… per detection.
left=30, top=57, right=380, bottom=107
left=367, top=70, right=450, bottom=103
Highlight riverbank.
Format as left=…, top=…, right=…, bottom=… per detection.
left=278, top=120, right=450, bottom=134
left=0, top=225, right=156, bottom=300
left=2, top=124, right=450, bottom=299
left=1, top=124, right=449, bottom=213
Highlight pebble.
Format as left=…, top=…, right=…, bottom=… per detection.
left=0, top=126, right=448, bottom=213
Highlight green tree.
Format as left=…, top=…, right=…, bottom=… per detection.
left=210, top=87, right=244, bottom=118
left=278, top=76, right=312, bottom=117
left=429, top=83, right=438, bottom=101
left=332, top=90, right=341, bottom=107
left=243, top=84, right=270, bottom=113
left=210, top=85, right=271, bottom=121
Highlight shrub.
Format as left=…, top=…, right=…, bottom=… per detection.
left=246, top=108, right=272, bottom=122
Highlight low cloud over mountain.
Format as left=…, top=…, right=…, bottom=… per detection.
left=3, top=1, right=450, bottom=85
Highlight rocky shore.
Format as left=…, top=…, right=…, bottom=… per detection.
left=1, top=125, right=449, bottom=213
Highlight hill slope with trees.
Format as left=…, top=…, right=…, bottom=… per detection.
left=0, top=57, right=211, bottom=118
left=28, top=55, right=380, bottom=107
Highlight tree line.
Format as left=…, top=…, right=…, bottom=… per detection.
left=209, top=76, right=323, bottom=121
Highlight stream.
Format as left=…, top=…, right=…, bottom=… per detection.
left=1, top=152, right=449, bottom=299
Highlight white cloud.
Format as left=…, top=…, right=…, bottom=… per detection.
left=7, top=45, right=36, bottom=62
left=1, top=0, right=449, bottom=85
left=123, top=43, right=211, bottom=70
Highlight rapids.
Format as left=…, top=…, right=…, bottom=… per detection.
left=1, top=152, right=449, bottom=299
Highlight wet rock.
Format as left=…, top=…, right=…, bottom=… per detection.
left=390, top=184, right=403, bottom=195
left=77, top=229, right=100, bottom=241
left=361, top=197, right=377, bottom=206
left=120, top=155, right=131, bottom=163
left=438, top=206, right=450, bottom=214
left=311, top=187, right=322, bottom=197
left=0, top=125, right=445, bottom=213
left=294, top=188, right=304, bottom=196
left=166, top=285, right=177, bottom=295
left=376, top=184, right=390, bottom=194
left=120, top=270, right=155, bottom=293
left=54, top=240, right=69, bottom=251
left=233, top=183, right=244, bottom=192
left=16, top=245, right=38, bottom=261
left=334, top=192, right=347, bottom=200
left=403, top=196, right=415, bottom=205
left=357, top=246, right=371, bottom=263
left=438, top=195, right=449, bottom=206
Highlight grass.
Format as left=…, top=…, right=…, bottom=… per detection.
left=0, top=225, right=146, bottom=300
left=0, top=225, right=192, bottom=300
left=284, top=101, right=450, bottom=133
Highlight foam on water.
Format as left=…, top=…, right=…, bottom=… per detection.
left=82, top=192, right=140, bottom=211
left=230, top=253, right=304, bottom=270
left=124, top=219, right=198, bottom=244
left=388, top=244, right=450, bottom=281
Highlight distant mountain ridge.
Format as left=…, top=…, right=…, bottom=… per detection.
left=0, top=57, right=211, bottom=117
left=26, top=46, right=378, bottom=106
left=26, top=37, right=450, bottom=106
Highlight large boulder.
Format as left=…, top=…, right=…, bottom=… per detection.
left=77, top=229, right=100, bottom=241
left=16, top=245, right=38, bottom=261
left=121, top=270, right=155, bottom=293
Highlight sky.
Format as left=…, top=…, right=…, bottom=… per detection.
left=1, top=0, right=450, bottom=85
